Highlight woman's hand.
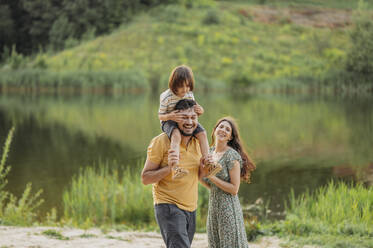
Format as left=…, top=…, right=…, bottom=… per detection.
left=208, top=160, right=241, bottom=195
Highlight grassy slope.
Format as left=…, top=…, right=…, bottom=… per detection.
left=43, top=1, right=351, bottom=87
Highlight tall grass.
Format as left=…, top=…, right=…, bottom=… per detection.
left=286, top=181, right=373, bottom=234
left=0, top=69, right=148, bottom=94
left=0, top=127, right=44, bottom=226
left=62, top=160, right=211, bottom=230
left=274, top=181, right=373, bottom=247
left=62, top=161, right=154, bottom=228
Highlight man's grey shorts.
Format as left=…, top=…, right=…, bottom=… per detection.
left=155, top=203, right=196, bottom=248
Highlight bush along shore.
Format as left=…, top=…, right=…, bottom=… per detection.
left=1, top=128, right=373, bottom=247
left=1, top=1, right=373, bottom=94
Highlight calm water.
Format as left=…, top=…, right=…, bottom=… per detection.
left=0, top=92, right=372, bottom=218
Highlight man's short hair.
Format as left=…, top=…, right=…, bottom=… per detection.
left=174, top=99, right=196, bottom=111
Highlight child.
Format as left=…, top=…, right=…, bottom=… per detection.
left=158, top=65, right=211, bottom=179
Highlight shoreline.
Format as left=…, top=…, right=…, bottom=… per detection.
left=0, top=225, right=284, bottom=248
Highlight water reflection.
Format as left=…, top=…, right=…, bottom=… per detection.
left=333, top=164, right=373, bottom=186
left=0, top=92, right=372, bottom=218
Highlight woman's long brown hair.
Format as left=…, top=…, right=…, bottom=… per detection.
left=211, top=117, right=256, bottom=183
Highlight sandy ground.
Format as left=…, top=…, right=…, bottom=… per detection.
left=0, top=226, right=284, bottom=248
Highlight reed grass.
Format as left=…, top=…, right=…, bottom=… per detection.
left=273, top=181, right=373, bottom=247
left=0, top=69, right=148, bottom=94
left=287, top=181, right=373, bottom=234
left=0, top=127, right=45, bottom=226
left=62, top=159, right=211, bottom=230
left=62, top=161, right=154, bottom=228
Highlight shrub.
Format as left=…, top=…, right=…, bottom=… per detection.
left=230, top=71, right=256, bottom=90
left=202, top=9, right=220, bottom=25
left=344, top=1, right=373, bottom=83
left=7, top=46, right=27, bottom=70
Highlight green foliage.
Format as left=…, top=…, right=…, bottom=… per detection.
left=344, top=1, right=373, bottom=83
left=176, top=0, right=215, bottom=8
left=0, top=128, right=14, bottom=193
left=202, top=9, right=221, bottom=25
left=42, top=229, right=69, bottom=240
left=230, top=71, right=256, bottom=89
left=32, top=55, right=48, bottom=69
left=196, top=185, right=209, bottom=231
left=7, top=46, right=28, bottom=70
left=0, top=4, right=14, bottom=55
left=44, top=208, right=58, bottom=226
left=0, top=0, right=173, bottom=55
left=0, top=183, right=44, bottom=226
left=0, top=127, right=45, bottom=226
left=48, top=15, right=75, bottom=50
left=62, top=161, right=154, bottom=228
left=245, top=216, right=263, bottom=241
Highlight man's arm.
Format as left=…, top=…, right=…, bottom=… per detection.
left=141, top=158, right=171, bottom=185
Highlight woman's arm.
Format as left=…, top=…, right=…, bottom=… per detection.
left=208, top=160, right=241, bottom=195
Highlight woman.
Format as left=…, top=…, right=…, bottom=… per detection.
left=201, top=117, right=256, bottom=248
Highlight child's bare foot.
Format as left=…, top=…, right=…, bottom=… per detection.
left=168, top=148, right=188, bottom=179
left=172, top=166, right=189, bottom=179
left=206, top=162, right=222, bottom=178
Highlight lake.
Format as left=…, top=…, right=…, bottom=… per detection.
left=1, top=91, right=372, bottom=219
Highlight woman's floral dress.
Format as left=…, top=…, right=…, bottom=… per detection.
left=205, top=147, right=249, bottom=248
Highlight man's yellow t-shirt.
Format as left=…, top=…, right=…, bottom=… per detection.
left=147, top=133, right=201, bottom=212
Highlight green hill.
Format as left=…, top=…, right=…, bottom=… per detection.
left=2, top=1, right=368, bottom=92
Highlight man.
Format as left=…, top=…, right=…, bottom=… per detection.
left=141, top=99, right=209, bottom=248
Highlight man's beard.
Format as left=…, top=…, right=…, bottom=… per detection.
left=179, top=127, right=194, bottom=137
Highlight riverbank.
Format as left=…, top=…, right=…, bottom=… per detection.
left=0, top=226, right=288, bottom=248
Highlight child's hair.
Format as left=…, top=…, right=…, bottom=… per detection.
left=168, top=65, right=195, bottom=94
left=211, top=116, right=256, bottom=183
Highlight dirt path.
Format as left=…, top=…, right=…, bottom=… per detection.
left=0, top=226, right=283, bottom=248
left=239, top=6, right=352, bottom=28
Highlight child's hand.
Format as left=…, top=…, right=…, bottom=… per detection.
left=168, top=110, right=183, bottom=122
left=194, top=104, right=204, bottom=116
left=204, top=154, right=215, bottom=166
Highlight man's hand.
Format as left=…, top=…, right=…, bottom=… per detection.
left=199, top=154, right=214, bottom=178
